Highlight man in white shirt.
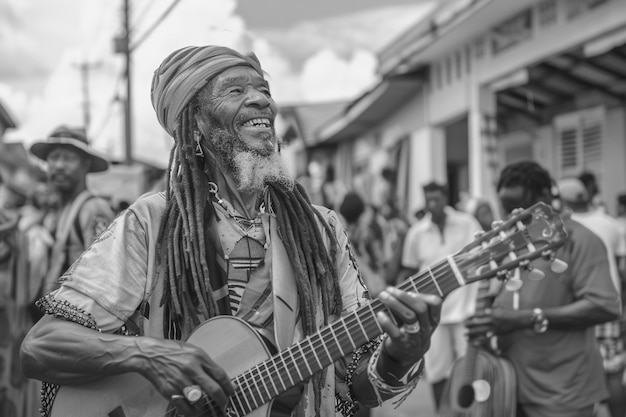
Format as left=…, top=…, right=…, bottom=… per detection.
left=400, top=181, right=482, bottom=409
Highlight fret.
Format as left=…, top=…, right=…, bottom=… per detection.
left=286, top=347, right=305, bottom=381
left=446, top=255, right=465, bottom=287
left=341, top=318, right=357, bottom=351
left=366, top=302, right=383, bottom=334
left=318, top=332, right=333, bottom=364
left=268, top=356, right=288, bottom=392
left=237, top=375, right=255, bottom=413
left=255, top=365, right=272, bottom=401
left=297, top=342, right=313, bottom=375
left=278, top=353, right=296, bottom=387
left=230, top=390, right=246, bottom=417
left=262, top=359, right=280, bottom=395
left=427, top=267, right=444, bottom=297
left=306, top=337, right=324, bottom=370
left=327, top=323, right=344, bottom=357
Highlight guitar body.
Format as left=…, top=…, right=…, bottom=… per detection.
left=50, top=316, right=273, bottom=417
left=438, top=347, right=517, bottom=417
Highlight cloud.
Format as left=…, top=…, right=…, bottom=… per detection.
left=0, top=0, right=432, bottom=167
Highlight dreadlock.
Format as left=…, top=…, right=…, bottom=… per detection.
left=157, top=100, right=343, bottom=343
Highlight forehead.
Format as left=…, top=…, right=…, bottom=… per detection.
left=213, top=66, right=268, bottom=88
left=47, top=146, right=83, bottom=158
left=497, top=184, right=525, bottom=200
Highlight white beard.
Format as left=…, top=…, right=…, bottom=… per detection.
left=232, top=150, right=294, bottom=193
left=208, top=127, right=293, bottom=193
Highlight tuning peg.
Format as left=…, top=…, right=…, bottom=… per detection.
left=542, top=250, right=555, bottom=261
left=550, top=258, right=568, bottom=273
left=505, top=278, right=523, bottom=291
left=491, top=220, right=504, bottom=229
left=528, top=267, right=545, bottom=281
left=474, top=230, right=485, bottom=238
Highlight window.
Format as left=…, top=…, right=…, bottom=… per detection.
left=554, top=107, right=604, bottom=178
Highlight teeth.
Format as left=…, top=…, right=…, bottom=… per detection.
left=243, top=118, right=271, bottom=128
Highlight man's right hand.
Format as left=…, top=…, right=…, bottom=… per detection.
left=133, top=337, right=235, bottom=415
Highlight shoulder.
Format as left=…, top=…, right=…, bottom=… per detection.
left=563, top=217, right=606, bottom=255
left=81, top=194, right=114, bottom=218
left=126, top=192, right=167, bottom=223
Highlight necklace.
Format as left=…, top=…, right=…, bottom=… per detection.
left=208, top=182, right=263, bottom=234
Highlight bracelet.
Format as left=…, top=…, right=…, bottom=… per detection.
left=366, top=340, right=423, bottom=407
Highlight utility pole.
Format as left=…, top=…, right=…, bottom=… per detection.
left=73, top=61, right=101, bottom=131
left=114, top=0, right=133, bottom=165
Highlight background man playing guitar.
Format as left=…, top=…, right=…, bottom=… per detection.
left=466, top=161, right=621, bottom=417
left=20, top=45, right=442, bottom=417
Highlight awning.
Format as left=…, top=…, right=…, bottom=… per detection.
left=316, top=76, right=423, bottom=145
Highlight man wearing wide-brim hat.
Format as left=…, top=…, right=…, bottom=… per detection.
left=30, top=125, right=114, bottom=294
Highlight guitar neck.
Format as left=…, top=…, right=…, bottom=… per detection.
left=228, top=256, right=464, bottom=416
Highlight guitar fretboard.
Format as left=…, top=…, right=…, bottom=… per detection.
left=227, top=257, right=465, bottom=416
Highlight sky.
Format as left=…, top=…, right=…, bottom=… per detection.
left=0, top=0, right=435, bottom=167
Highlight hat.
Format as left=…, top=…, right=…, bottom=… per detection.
left=150, top=45, right=264, bottom=136
left=558, top=177, right=589, bottom=204
left=30, top=126, right=109, bottom=173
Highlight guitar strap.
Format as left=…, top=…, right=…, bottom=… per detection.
left=43, top=190, right=94, bottom=294
left=266, top=214, right=298, bottom=351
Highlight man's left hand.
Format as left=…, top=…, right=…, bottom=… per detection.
left=376, top=287, right=442, bottom=367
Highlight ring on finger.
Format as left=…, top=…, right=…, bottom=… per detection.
left=401, top=321, right=421, bottom=334
left=183, top=384, right=204, bottom=404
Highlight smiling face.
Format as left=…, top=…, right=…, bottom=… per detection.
left=196, top=66, right=277, bottom=157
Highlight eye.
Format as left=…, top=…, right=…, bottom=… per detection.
left=227, top=87, right=244, bottom=95
left=260, top=87, right=272, bottom=98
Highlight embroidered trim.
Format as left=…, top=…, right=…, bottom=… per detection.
left=35, top=294, right=101, bottom=417
left=335, top=336, right=383, bottom=417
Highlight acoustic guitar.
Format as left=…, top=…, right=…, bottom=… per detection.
left=49, top=202, right=567, bottom=417
left=437, top=277, right=517, bottom=416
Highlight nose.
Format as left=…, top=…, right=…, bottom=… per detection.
left=245, top=89, right=271, bottom=108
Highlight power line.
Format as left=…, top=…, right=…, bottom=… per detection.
left=131, top=0, right=183, bottom=51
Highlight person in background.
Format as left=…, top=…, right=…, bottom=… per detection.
left=467, top=161, right=620, bottom=417
left=399, top=181, right=482, bottom=410
left=578, top=171, right=605, bottom=212
left=558, top=177, right=626, bottom=417
left=339, top=191, right=386, bottom=297
left=20, top=45, right=441, bottom=417
left=29, top=126, right=115, bottom=294
left=456, top=196, right=496, bottom=232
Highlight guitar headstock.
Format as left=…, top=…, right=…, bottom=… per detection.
left=456, top=202, right=568, bottom=284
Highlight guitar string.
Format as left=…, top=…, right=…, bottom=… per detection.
left=230, top=259, right=464, bottom=410
left=160, top=249, right=503, bottom=416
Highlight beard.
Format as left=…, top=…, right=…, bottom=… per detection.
left=208, top=127, right=294, bottom=193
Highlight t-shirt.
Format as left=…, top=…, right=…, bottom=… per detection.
left=493, top=218, right=621, bottom=409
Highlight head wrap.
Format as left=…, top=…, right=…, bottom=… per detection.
left=150, top=45, right=264, bottom=136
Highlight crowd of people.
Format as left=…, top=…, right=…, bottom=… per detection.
left=0, top=43, right=624, bottom=417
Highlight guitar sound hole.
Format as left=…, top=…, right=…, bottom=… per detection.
left=457, top=385, right=475, bottom=409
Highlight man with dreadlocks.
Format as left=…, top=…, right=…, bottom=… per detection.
left=21, top=45, right=442, bottom=417
left=466, top=160, right=620, bottom=417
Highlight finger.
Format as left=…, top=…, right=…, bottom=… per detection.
left=376, top=311, right=403, bottom=339
left=169, top=394, right=196, bottom=416
left=201, top=361, right=235, bottom=395
left=378, top=289, right=416, bottom=325
left=193, top=376, right=231, bottom=410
